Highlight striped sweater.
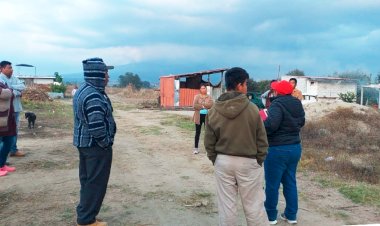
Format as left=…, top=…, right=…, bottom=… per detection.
left=73, top=82, right=116, bottom=148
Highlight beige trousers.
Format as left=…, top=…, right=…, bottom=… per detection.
left=215, top=155, right=269, bottom=226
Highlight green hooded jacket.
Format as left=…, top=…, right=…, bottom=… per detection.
left=204, top=91, right=268, bottom=165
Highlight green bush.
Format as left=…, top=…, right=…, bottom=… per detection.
left=50, top=84, right=67, bottom=93
left=338, top=91, right=356, bottom=103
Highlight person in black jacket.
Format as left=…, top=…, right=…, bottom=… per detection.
left=263, top=80, right=305, bottom=225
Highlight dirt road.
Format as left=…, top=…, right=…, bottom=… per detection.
left=0, top=101, right=379, bottom=225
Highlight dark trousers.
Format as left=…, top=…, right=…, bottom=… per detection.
left=76, top=146, right=113, bottom=225
left=194, top=114, right=206, bottom=148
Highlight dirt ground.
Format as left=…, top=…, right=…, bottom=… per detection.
left=0, top=96, right=379, bottom=226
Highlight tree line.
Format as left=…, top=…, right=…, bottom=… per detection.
left=118, top=72, right=151, bottom=89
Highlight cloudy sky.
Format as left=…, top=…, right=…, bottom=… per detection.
left=1, top=0, right=379, bottom=80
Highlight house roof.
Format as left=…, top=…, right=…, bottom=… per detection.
left=282, top=75, right=357, bottom=82
left=17, top=76, right=55, bottom=79
left=161, top=68, right=229, bottom=79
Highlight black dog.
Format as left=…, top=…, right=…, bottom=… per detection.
left=25, top=112, right=37, bottom=129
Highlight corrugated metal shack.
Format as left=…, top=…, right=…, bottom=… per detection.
left=160, top=68, right=228, bottom=109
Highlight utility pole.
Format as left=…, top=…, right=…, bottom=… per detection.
left=277, top=65, right=281, bottom=80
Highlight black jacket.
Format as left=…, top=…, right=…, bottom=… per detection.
left=264, top=95, right=305, bottom=146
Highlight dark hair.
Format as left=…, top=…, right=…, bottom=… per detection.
left=200, top=83, right=208, bottom=88
left=289, top=78, right=297, bottom=85
left=0, top=61, right=12, bottom=69
left=270, top=79, right=277, bottom=84
left=225, top=67, right=249, bottom=90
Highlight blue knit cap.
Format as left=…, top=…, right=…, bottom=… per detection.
left=82, top=57, right=107, bottom=78
left=82, top=57, right=107, bottom=89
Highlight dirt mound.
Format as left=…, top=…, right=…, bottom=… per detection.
left=303, top=99, right=372, bottom=121
left=23, top=87, right=52, bottom=101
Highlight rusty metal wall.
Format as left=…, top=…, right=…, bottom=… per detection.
left=160, top=77, right=175, bottom=107
left=179, top=88, right=200, bottom=107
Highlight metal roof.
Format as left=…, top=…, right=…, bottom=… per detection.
left=17, top=76, right=55, bottom=79
left=282, top=75, right=357, bottom=82
left=160, top=68, right=229, bottom=79
left=362, top=84, right=380, bottom=89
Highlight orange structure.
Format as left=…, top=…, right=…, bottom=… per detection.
left=160, top=69, right=228, bottom=108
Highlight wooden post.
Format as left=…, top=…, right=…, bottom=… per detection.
left=360, top=86, right=364, bottom=105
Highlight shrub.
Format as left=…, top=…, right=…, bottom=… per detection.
left=338, top=91, right=356, bottom=103
left=50, top=84, right=67, bottom=93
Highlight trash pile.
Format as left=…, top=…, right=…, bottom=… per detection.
left=22, top=87, right=52, bottom=101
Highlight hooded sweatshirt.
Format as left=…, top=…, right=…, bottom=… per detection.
left=73, top=58, right=116, bottom=148
left=204, top=91, right=268, bottom=165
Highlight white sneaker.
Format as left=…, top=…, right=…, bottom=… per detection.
left=269, top=220, right=278, bottom=225
left=280, top=213, right=297, bottom=224
left=193, top=148, right=199, bottom=154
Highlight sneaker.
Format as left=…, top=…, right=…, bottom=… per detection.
left=269, top=220, right=278, bottom=225
left=193, top=148, right=199, bottom=154
left=1, top=165, right=16, bottom=172
left=280, top=213, right=297, bottom=224
left=10, top=150, right=25, bottom=157
left=0, top=170, right=7, bottom=177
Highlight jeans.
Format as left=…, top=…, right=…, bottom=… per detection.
left=76, top=145, right=113, bottom=225
left=194, top=114, right=206, bottom=148
left=0, top=136, right=16, bottom=167
left=264, top=143, right=302, bottom=221
left=10, top=112, right=20, bottom=154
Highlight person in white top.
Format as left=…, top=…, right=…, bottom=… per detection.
left=71, top=85, right=78, bottom=97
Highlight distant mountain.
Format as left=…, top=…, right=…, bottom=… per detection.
left=62, top=61, right=227, bottom=86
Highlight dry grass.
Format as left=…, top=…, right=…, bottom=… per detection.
left=106, top=85, right=159, bottom=99
left=301, top=107, right=380, bottom=184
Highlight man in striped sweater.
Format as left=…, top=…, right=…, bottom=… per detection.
left=73, top=57, right=116, bottom=226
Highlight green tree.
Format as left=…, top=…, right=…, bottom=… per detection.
left=333, top=70, right=370, bottom=104
left=286, top=69, right=305, bottom=77
left=376, top=72, right=380, bottom=84
left=247, top=79, right=273, bottom=93
left=119, top=72, right=142, bottom=89
left=247, top=79, right=259, bottom=92
left=333, top=70, right=370, bottom=85
left=118, top=72, right=151, bottom=90
left=141, top=81, right=151, bottom=89
left=54, top=72, right=63, bottom=83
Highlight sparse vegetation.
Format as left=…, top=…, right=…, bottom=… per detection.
left=161, top=115, right=194, bottom=132
left=315, top=176, right=380, bottom=207
left=302, top=107, right=380, bottom=184
left=139, top=126, right=162, bottom=135
left=22, top=99, right=73, bottom=129
left=338, top=91, right=356, bottom=103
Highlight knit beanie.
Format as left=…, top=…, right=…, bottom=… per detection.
left=271, top=80, right=293, bottom=95
left=83, top=57, right=107, bottom=79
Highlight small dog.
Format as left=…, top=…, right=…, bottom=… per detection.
left=25, top=112, right=37, bottom=129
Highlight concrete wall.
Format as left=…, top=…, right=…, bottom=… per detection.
left=34, top=78, right=54, bottom=84
left=317, top=81, right=357, bottom=98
